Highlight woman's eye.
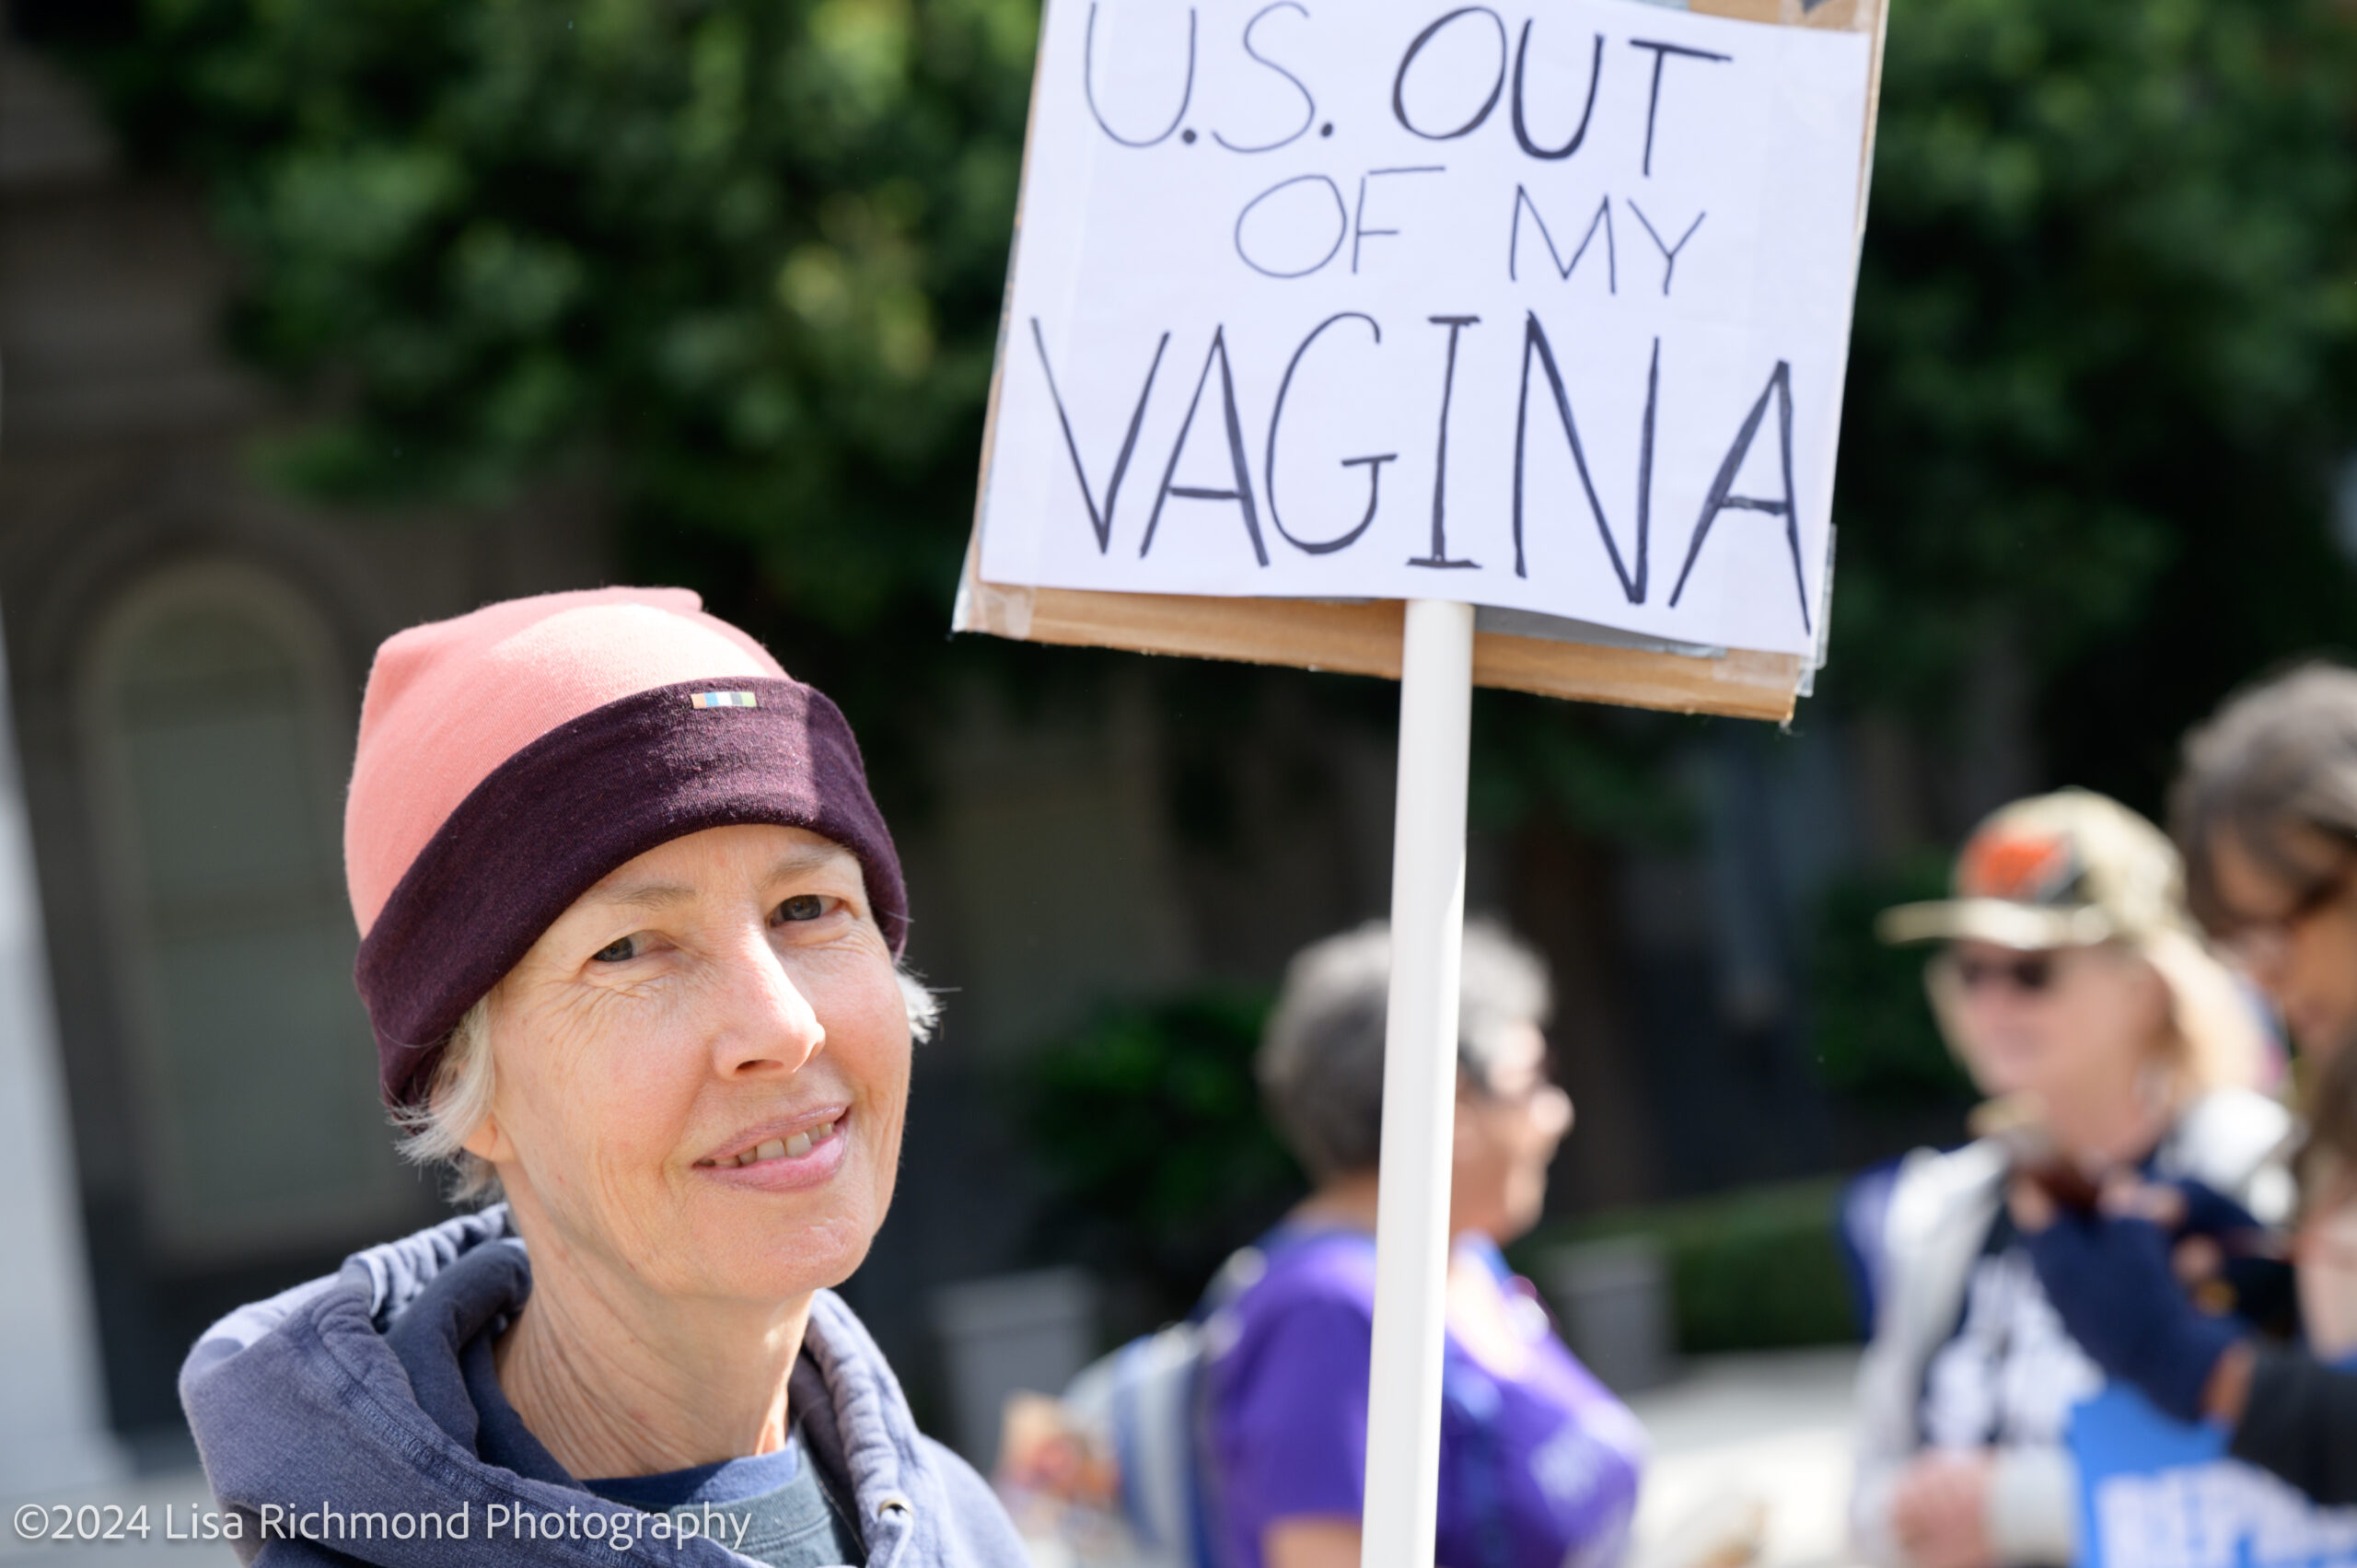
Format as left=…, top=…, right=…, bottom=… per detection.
left=592, top=935, right=639, bottom=963
left=778, top=895, right=827, bottom=923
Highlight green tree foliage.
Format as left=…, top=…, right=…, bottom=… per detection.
left=81, top=0, right=1038, bottom=645
left=64, top=0, right=2357, bottom=824
left=1834, top=0, right=2357, bottom=759
left=1520, top=1179, right=1864, bottom=1352
left=1020, top=990, right=1303, bottom=1312
left=1805, top=859, right=1974, bottom=1107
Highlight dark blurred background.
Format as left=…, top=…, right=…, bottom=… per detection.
left=0, top=0, right=2352, bottom=1477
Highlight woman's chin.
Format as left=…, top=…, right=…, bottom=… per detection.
left=644, top=1232, right=869, bottom=1303
left=702, top=1205, right=877, bottom=1296
left=1498, top=1179, right=1549, bottom=1241
left=1965, top=1053, right=2042, bottom=1102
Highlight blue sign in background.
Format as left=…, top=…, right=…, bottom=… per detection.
left=2072, top=1385, right=2357, bottom=1568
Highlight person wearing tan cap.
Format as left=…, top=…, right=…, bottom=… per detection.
left=1846, top=790, right=2291, bottom=1568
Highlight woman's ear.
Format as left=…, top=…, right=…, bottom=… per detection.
left=455, top=1005, right=513, bottom=1162
left=459, top=1109, right=515, bottom=1165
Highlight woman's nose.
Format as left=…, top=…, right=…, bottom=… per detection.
left=710, top=926, right=827, bottom=1076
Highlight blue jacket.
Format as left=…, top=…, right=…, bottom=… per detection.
left=180, top=1208, right=1029, bottom=1568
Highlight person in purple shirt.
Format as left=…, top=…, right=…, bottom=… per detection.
left=1204, top=921, right=1647, bottom=1568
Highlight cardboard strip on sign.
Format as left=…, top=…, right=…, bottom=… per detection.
left=953, top=0, right=1887, bottom=723
left=955, top=537, right=1805, bottom=719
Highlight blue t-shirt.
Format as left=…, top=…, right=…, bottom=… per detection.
left=1205, top=1230, right=1644, bottom=1568
left=464, top=1330, right=866, bottom=1567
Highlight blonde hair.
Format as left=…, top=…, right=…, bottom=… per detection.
left=2137, top=927, right=2269, bottom=1097
left=393, top=966, right=942, bottom=1204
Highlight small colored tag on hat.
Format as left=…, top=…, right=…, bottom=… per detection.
left=1958, top=830, right=2076, bottom=904
left=689, top=691, right=759, bottom=709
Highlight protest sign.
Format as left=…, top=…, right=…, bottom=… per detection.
left=958, top=0, right=1887, bottom=718
left=2073, top=1384, right=2357, bottom=1568
left=956, top=4, right=1887, bottom=1565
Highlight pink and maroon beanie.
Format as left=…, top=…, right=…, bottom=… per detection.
left=345, top=587, right=907, bottom=1109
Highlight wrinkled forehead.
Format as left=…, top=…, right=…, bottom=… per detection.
left=570, top=823, right=869, bottom=916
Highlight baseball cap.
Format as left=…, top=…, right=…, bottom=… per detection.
left=1877, top=788, right=2190, bottom=951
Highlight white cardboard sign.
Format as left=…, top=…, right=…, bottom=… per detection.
left=977, top=0, right=1874, bottom=659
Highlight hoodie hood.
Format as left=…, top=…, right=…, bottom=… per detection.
left=180, top=1209, right=1027, bottom=1568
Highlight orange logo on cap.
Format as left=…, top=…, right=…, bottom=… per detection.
left=1957, top=830, right=2075, bottom=902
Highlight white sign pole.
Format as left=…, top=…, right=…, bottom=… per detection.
left=1361, top=597, right=1476, bottom=1568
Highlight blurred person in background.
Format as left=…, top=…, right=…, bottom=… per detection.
left=177, top=590, right=1026, bottom=1568
left=1850, top=790, right=2288, bottom=1568
left=2014, top=664, right=2357, bottom=1505
left=1205, top=920, right=1645, bottom=1568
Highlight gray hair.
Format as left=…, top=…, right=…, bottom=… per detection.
left=1255, top=919, right=1553, bottom=1179
left=394, top=966, right=941, bottom=1204
left=2174, top=662, right=2357, bottom=1190
left=2175, top=661, right=2357, bottom=934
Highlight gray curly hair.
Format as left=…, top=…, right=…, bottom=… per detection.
left=1255, top=919, right=1552, bottom=1179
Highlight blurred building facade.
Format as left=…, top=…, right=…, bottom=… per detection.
left=0, top=19, right=612, bottom=1474
left=0, top=10, right=2026, bottom=1487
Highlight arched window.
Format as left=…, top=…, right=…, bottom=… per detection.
left=82, top=564, right=417, bottom=1260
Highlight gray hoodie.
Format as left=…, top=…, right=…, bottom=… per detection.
left=180, top=1208, right=1031, bottom=1568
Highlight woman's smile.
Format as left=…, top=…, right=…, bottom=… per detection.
left=691, top=1109, right=852, bottom=1191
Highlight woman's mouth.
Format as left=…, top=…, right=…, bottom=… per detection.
left=693, top=1113, right=850, bottom=1190
left=702, top=1121, right=839, bottom=1167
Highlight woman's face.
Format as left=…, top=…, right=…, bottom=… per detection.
left=465, top=823, right=911, bottom=1305
left=1450, top=1023, right=1573, bottom=1244
left=1938, top=939, right=2168, bottom=1105
left=2207, top=826, right=2357, bottom=1064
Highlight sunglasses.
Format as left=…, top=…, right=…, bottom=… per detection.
left=2220, top=861, right=2355, bottom=968
left=1949, top=950, right=2058, bottom=994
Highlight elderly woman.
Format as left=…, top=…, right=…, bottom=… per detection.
left=1204, top=920, right=1645, bottom=1568
left=1851, top=788, right=2288, bottom=1568
left=180, top=589, right=1028, bottom=1568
